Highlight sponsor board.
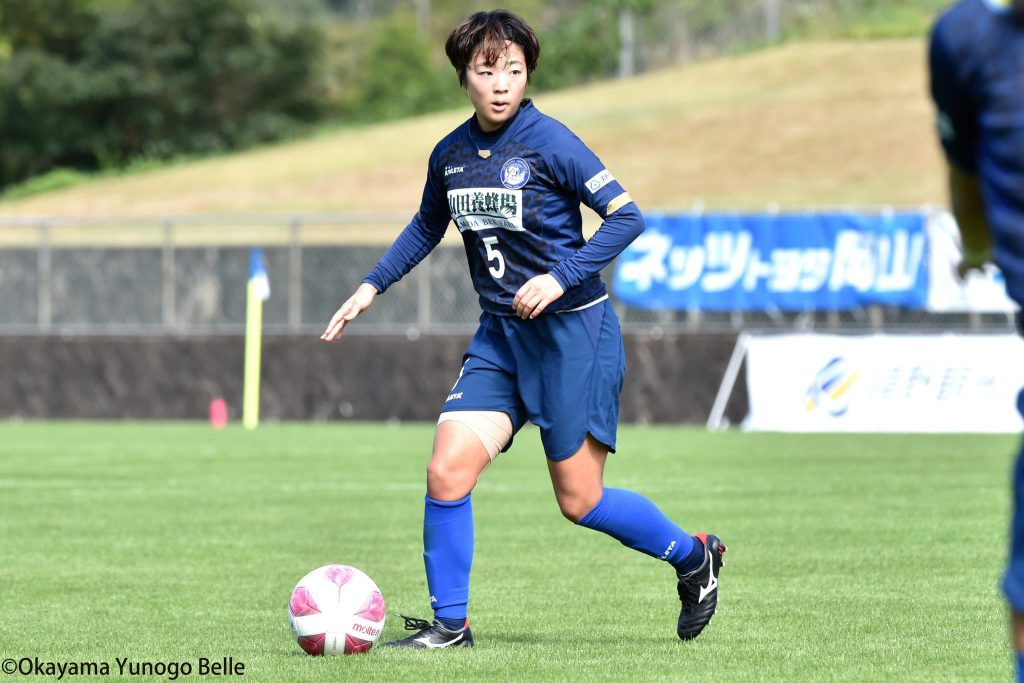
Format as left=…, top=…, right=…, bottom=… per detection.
left=744, top=334, right=1024, bottom=432
left=614, top=212, right=928, bottom=311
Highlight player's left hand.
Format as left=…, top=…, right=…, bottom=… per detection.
left=956, top=258, right=986, bottom=280
left=512, top=274, right=565, bottom=319
left=955, top=250, right=991, bottom=281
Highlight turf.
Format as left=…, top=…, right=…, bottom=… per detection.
left=0, top=423, right=1016, bottom=681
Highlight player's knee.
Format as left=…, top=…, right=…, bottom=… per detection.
left=426, top=455, right=474, bottom=499
left=557, top=491, right=600, bottom=523
left=425, top=457, right=456, bottom=487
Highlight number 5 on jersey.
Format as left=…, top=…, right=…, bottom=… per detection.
left=482, top=236, right=505, bottom=279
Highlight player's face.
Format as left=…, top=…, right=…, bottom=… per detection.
left=465, top=42, right=527, bottom=132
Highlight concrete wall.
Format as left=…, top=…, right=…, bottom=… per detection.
left=1, top=333, right=747, bottom=424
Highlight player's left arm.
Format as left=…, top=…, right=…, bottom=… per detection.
left=929, top=13, right=991, bottom=278
left=947, top=163, right=991, bottom=278
left=512, top=132, right=644, bottom=319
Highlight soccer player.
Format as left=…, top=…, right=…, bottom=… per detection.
left=322, top=10, right=726, bottom=648
left=929, top=0, right=1024, bottom=677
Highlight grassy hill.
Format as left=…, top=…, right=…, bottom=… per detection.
left=0, top=39, right=945, bottom=236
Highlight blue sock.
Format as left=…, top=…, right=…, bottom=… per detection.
left=423, top=494, right=473, bottom=623
left=678, top=535, right=706, bottom=574
left=435, top=615, right=467, bottom=631
left=577, top=487, right=700, bottom=571
left=1018, top=653, right=1024, bottom=683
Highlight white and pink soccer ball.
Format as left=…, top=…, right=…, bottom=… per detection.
left=288, top=565, right=386, bottom=655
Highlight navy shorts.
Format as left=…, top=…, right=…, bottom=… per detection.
left=440, top=299, right=626, bottom=461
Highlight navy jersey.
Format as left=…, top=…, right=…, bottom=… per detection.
left=363, top=99, right=644, bottom=315
left=930, top=0, right=1024, bottom=306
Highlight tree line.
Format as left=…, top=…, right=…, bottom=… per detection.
left=0, top=0, right=690, bottom=193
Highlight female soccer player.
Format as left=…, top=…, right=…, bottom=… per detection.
left=321, top=10, right=725, bottom=648
left=930, top=0, right=1024, bottom=676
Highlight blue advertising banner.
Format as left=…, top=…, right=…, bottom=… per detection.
left=612, top=212, right=928, bottom=311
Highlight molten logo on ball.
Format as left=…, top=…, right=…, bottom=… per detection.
left=288, top=565, right=386, bottom=655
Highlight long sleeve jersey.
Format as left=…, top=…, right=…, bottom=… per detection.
left=930, top=0, right=1024, bottom=306
left=363, top=99, right=644, bottom=315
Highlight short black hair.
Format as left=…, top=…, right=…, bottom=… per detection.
left=444, top=10, right=540, bottom=87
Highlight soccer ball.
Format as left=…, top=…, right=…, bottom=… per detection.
left=288, top=564, right=386, bottom=655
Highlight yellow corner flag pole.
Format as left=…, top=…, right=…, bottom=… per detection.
left=243, top=248, right=270, bottom=430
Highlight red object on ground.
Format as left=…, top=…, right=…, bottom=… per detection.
left=209, top=398, right=228, bottom=429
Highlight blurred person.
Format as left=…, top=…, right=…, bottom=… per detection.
left=322, top=10, right=726, bottom=648
left=929, top=0, right=1024, bottom=676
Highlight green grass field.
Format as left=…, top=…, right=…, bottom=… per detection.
left=0, top=423, right=1017, bottom=681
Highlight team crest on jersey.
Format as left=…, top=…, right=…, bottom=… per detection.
left=500, top=157, right=531, bottom=190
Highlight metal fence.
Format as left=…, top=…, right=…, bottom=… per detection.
left=334, top=0, right=894, bottom=76
left=0, top=213, right=1016, bottom=336
left=622, top=0, right=914, bottom=74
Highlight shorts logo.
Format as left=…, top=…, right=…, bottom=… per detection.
left=500, top=157, right=530, bottom=190
left=585, top=169, right=615, bottom=194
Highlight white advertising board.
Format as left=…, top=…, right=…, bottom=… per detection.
left=744, top=334, right=1024, bottom=433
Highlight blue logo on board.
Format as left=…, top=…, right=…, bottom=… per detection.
left=500, top=158, right=530, bottom=190
left=804, top=356, right=859, bottom=417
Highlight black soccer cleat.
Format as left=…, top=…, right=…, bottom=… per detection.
left=676, top=532, right=727, bottom=641
left=381, top=615, right=474, bottom=649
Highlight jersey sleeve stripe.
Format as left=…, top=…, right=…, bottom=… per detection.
left=606, top=192, right=634, bottom=215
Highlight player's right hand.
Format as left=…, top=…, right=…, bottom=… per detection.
left=321, top=283, right=379, bottom=341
